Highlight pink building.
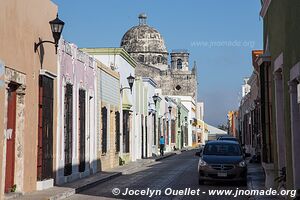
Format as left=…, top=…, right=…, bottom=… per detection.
left=56, top=39, right=96, bottom=185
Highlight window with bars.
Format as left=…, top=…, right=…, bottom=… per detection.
left=145, top=116, right=148, bottom=156
left=123, top=111, right=130, bottom=153
left=64, top=84, right=73, bottom=176
left=101, top=107, right=107, bottom=154
left=78, top=89, right=86, bottom=172
left=115, top=111, right=120, bottom=152
left=153, top=114, right=156, bottom=145
left=171, top=119, right=176, bottom=143
left=158, top=117, right=161, bottom=144
left=166, top=120, right=169, bottom=145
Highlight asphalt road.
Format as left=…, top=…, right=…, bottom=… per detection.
left=66, top=149, right=257, bottom=200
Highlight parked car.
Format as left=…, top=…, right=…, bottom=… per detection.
left=217, top=136, right=239, bottom=143
left=195, top=140, right=249, bottom=186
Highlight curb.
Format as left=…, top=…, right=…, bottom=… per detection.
left=75, top=172, right=122, bottom=193
left=49, top=188, right=76, bottom=200
left=48, top=172, right=122, bottom=200
left=155, top=152, right=177, bottom=161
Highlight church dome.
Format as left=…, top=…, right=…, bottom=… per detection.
left=120, top=14, right=168, bottom=67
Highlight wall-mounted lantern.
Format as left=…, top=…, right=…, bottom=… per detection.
left=120, top=74, right=135, bottom=94
left=168, top=105, right=172, bottom=115
left=34, top=14, right=65, bottom=54
left=153, top=94, right=159, bottom=106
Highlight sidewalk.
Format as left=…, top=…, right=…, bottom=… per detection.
left=247, top=163, right=285, bottom=200
left=10, top=151, right=178, bottom=200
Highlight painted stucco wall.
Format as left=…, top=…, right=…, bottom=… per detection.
left=142, top=77, right=157, bottom=157
left=263, top=0, right=300, bottom=190
left=81, top=48, right=138, bottom=162
left=56, top=39, right=96, bottom=185
left=170, top=96, right=196, bottom=147
left=0, top=0, right=57, bottom=195
left=96, top=61, right=120, bottom=171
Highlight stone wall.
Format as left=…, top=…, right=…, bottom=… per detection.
left=135, top=63, right=197, bottom=100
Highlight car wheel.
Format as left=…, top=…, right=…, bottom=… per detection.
left=198, top=178, right=204, bottom=185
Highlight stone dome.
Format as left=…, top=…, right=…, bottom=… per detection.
left=120, top=25, right=168, bottom=53
left=120, top=14, right=168, bottom=67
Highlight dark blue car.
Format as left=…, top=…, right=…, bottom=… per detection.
left=196, top=140, right=249, bottom=186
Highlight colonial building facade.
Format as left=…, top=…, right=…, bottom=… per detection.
left=0, top=0, right=58, bottom=197
left=56, top=39, right=96, bottom=185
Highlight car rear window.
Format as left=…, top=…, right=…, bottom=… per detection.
left=219, top=137, right=238, bottom=141
left=203, top=143, right=242, bottom=156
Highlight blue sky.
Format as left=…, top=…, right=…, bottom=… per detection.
left=52, top=0, right=263, bottom=126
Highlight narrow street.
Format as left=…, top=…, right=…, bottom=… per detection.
left=1, top=1, right=300, bottom=199
left=67, top=150, right=249, bottom=200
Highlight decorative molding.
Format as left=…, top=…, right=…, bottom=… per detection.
left=290, top=61, right=300, bottom=82
left=274, top=52, right=283, bottom=72
left=142, top=77, right=157, bottom=88
left=64, top=41, right=72, bottom=55
left=288, top=80, right=298, bottom=94
left=257, top=52, right=271, bottom=66
left=96, top=60, right=119, bottom=79
left=260, top=0, right=272, bottom=18
left=40, top=69, right=57, bottom=79
left=77, top=49, right=86, bottom=63
left=80, top=48, right=137, bottom=68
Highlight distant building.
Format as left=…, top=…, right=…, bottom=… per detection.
left=242, top=78, right=251, bottom=97
left=120, top=14, right=198, bottom=101
left=206, top=124, right=228, bottom=141
left=196, top=102, right=204, bottom=121
left=227, top=111, right=239, bottom=138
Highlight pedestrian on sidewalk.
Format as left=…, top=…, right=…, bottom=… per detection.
left=160, top=136, right=165, bottom=156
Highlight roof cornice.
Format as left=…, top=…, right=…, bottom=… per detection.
left=80, top=47, right=137, bottom=68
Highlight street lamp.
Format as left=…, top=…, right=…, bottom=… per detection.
left=178, top=109, right=181, bottom=127
left=152, top=94, right=159, bottom=106
left=168, top=105, right=172, bottom=115
left=127, top=74, right=135, bottom=92
left=34, top=14, right=65, bottom=54
left=120, top=74, right=135, bottom=94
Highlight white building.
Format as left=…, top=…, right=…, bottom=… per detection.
left=82, top=48, right=137, bottom=163
left=196, top=102, right=204, bottom=121
left=169, top=96, right=196, bottom=147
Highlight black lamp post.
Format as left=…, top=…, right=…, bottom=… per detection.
left=152, top=94, right=160, bottom=146
left=34, top=14, right=65, bottom=54
left=153, top=94, right=159, bottom=106
left=121, top=74, right=135, bottom=94
left=178, top=109, right=181, bottom=127
left=127, top=74, right=135, bottom=92
left=168, top=105, right=172, bottom=115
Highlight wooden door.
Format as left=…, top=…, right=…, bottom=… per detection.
left=37, top=76, right=54, bottom=181
left=5, top=83, right=17, bottom=193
